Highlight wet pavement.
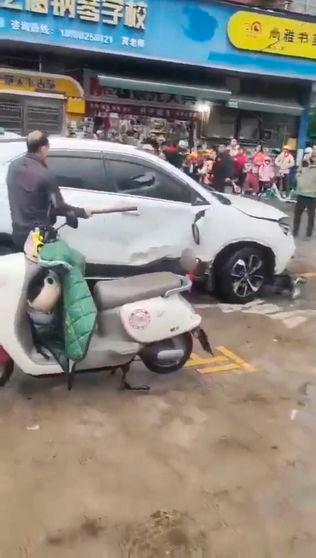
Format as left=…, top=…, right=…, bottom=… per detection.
left=1, top=228, right=316, bottom=557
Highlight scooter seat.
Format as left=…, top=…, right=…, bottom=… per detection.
left=94, top=272, right=183, bottom=311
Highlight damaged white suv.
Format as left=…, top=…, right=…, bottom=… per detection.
left=0, top=137, right=295, bottom=303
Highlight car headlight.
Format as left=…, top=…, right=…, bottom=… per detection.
left=279, top=218, right=291, bottom=236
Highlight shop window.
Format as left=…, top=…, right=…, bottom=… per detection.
left=207, top=106, right=236, bottom=139
left=108, top=159, right=192, bottom=203
left=47, top=154, right=109, bottom=191
left=239, top=116, right=260, bottom=142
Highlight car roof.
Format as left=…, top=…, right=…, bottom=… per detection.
left=50, top=137, right=175, bottom=169
left=0, top=135, right=214, bottom=206
left=0, top=136, right=152, bottom=165
left=49, top=136, right=138, bottom=155
left=50, top=137, right=177, bottom=170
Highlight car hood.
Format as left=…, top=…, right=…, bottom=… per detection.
left=222, top=194, right=287, bottom=221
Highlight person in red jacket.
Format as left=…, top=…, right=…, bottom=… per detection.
left=252, top=144, right=266, bottom=170
left=163, top=142, right=186, bottom=168
left=234, top=146, right=248, bottom=188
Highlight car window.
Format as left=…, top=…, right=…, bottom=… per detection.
left=46, top=154, right=111, bottom=192
left=108, top=159, right=192, bottom=203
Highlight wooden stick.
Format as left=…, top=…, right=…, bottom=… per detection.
left=90, top=206, right=138, bottom=215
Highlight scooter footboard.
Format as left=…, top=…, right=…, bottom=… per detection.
left=120, top=294, right=201, bottom=344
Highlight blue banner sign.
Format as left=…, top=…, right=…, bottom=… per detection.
left=0, top=0, right=315, bottom=80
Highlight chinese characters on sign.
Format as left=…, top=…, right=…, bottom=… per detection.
left=88, top=101, right=199, bottom=120
left=85, top=73, right=200, bottom=119
left=228, top=11, right=316, bottom=61
left=11, top=18, right=50, bottom=31
left=0, top=0, right=148, bottom=29
left=269, top=26, right=316, bottom=45
left=87, top=76, right=198, bottom=107
left=1, top=0, right=147, bottom=48
left=0, top=70, right=56, bottom=90
left=85, top=75, right=200, bottom=119
left=0, top=68, right=84, bottom=96
left=121, top=35, right=143, bottom=47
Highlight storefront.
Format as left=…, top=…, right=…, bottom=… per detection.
left=0, top=0, right=315, bottom=149
left=83, top=70, right=207, bottom=146
left=0, top=68, right=85, bottom=135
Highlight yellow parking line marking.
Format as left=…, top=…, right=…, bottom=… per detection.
left=198, top=363, right=237, bottom=374
left=186, top=346, right=256, bottom=375
left=217, top=346, right=257, bottom=373
left=185, top=353, right=228, bottom=367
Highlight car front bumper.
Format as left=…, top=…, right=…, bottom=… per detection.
left=274, top=232, right=296, bottom=275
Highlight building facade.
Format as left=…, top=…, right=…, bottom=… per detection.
left=219, top=0, right=316, bottom=16
left=0, top=0, right=315, bottom=151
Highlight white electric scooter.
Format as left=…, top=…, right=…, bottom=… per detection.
left=0, top=212, right=211, bottom=390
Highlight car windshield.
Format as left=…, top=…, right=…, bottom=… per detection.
left=0, top=139, right=26, bottom=165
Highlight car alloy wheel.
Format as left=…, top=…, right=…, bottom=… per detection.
left=231, top=254, right=265, bottom=299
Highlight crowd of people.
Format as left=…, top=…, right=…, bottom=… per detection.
left=90, top=126, right=303, bottom=197
left=90, top=129, right=316, bottom=238
left=145, top=137, right=298, bottom=196
left=140, top=136, right=316, bottom=239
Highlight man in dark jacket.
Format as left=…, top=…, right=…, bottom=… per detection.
left=164, top=142, right=186, bottom=169
left=212, top=145, right=234, bottom=192
left=7, top=130, right=90, bottom=251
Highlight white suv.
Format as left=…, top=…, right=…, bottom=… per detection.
left=0, top=137, right=295, bottom=303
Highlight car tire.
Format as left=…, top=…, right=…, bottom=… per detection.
left=217, top=246, right=268, bottom=304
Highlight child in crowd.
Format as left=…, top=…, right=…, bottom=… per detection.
left=258, top=156, right=275, bottom=192
left=199, top=157, right=215, bottom=186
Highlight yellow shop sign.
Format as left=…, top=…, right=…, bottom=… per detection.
left=228, top=11, right=316, bottom=61
left=0, top=68, right=84, bottom=97
left=0, top=68, right=85, bottom=114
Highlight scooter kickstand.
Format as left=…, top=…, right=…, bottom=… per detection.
left=119, top=364, right=150, bottom=392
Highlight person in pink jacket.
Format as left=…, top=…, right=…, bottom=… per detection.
left=275, top=145, right=295, bottom=193
left=252, top=144, right=266, bottom=171
left=258, top=157, right=275, bottom=192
